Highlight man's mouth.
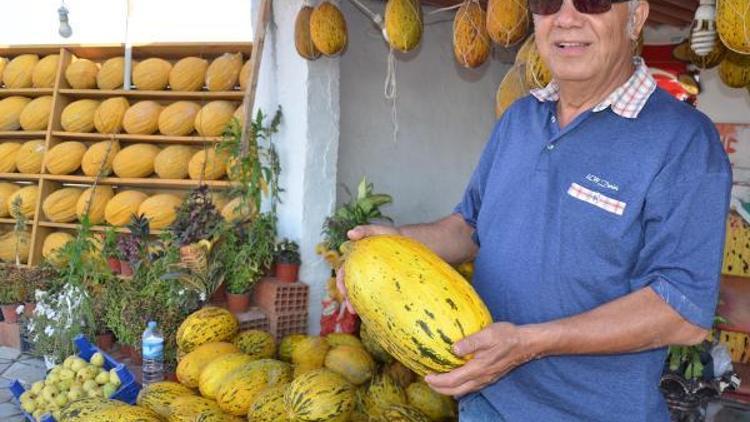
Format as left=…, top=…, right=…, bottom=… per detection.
left=554, top=42, right=591, bottom=49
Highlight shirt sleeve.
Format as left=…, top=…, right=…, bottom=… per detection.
left=629, top=123, right=732, bottom=329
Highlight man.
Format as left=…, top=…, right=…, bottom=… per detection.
left=338, top=0, right=732, bottom=420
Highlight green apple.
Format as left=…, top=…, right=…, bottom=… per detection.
left=58, top=368, right=75, bottom=381
left=86, top=388, right=102, bottom=398
left=70, top=358, right=86, bottom=373
left=41, top=385, right=58, bottom=402
left=57, top=378, right=73, bottom=392
left=95, top=371, right=110, bottom=385
left=52, top=410, right=62, bottom=420
left=54, top=393, right=68, bottom=407
left=82, top=379, right=98, bottom=392
left=90, top=352, right=105, bottom=367
left=63, top=355, right=76, bottom=369
left=101, top=383, right=117, bottom=398
left=45, top=373, right=59, bottom=385
left=109, top=369, right=121, bottom=387
left=67, top=388, right=82, bottom=402
left=32, top=410, right=45, bottom=421
left=30, top=381, right=45, bottom=395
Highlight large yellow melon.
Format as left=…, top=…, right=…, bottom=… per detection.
left=486, top=0, right=529, bottom=48
left=194, top=101, right=235, bottom=137
left=0, top=231, right=30, bottom=263
left=2, top=54, right=38, bottom=88
left=176, top=342, right=240, bottom=388
left=94, top=97, right=130, bottom=134
left=295, top=6, right=322, bottom=61
left=0, top=96, right=32, bottom=131
left=15, top=140, right=45, bottom=174
left=138, top=194, right=182, bottom=229
left=718, top=51, right=750, bottom=88
left=7, top=186, right=37, bottom=218
left=105, top=190, right=148, bottom=226
left=717, top=0, right=750, bottom=54
left=453, top=1, right=491, bottom=69
left=525, top=35, right=552, bottom=89
left=65, top=58, right=99, bottom=89
left=112, top=143, right=160, bottom=178
left=97, top=57, right=126, bottom=89
left=158, top=101, right=201, bottom=136
left=122, top=100, right=163, bottom=135
left=42, top=231, right=74, bottom=266
left=32, top=54, right=60, bottom=88
left=0, top=143, right=22, bottom=173
left=0, top=58, right=7, bottom=85
left=0, top=183, right=20, bottom=217
left=61, top=99, right=100, bottom=133
left=206, top=53, right=242, bottom=91
left=310, top=2, right=348, bottom=56
left=46, top=141, right=87, bottom=175
left=385, top=0, right=423, bottom=52
left=82, top=140, right=120, bottom=176
left=19, top=95, right=53, bottom=131
left=133, top=58, right=172, bottom=90
left=496, top=64, right=527, bottom=118
left=233, top=103, right=246, bottom=128
left=169, top=57, right=208, bottom=91
left=154, top=145, right=195, bottom=179
left=76, top=185, right=114, bottom=224
left=43, top=187, right=83, bottom=223
left=239, top=59, right=253, bottom=90
left=221, top=197, right=256, bottom=222
left=188, top=149, right=228, bottom=180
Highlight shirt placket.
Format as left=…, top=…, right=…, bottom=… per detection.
left=535, top=104, right=593, bottom=173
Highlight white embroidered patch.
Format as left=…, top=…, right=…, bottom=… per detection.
left=567, top=183, right=626, bottom=216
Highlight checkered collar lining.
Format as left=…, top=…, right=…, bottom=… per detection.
left=530, top=57, right=657, bottom=119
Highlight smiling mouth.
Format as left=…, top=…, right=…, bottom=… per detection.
left=555, top=42, right=591, bottom=49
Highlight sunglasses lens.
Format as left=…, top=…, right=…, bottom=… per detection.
left=574, top=0, right=613, bottom=13
left=529, top=0, right=616, bottom=15
left=528, top=0, right=563, bottom=15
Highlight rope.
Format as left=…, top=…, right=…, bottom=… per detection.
left=384, top=48, right=399, bottom=143
left=427, top=3, right=463, bottom=15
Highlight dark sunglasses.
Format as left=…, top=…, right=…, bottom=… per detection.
left=528, top=0, right=631, bottom=15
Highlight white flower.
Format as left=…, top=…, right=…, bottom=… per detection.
left=15, top=305, right=24, bottom=315
left=44, top=326, right=54, bottom=336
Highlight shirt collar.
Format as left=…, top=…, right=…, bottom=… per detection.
left=530, top=57, right=657, bottom=119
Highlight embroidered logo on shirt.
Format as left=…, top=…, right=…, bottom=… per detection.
left=568, top=183, right=626, bottom=216
left=585, top=174, right=620, bottom=192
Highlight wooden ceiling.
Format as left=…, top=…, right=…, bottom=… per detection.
left=421, top=0, right=699, bottom=27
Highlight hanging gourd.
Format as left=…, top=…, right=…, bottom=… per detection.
left=295, top=5, right=322, bottom=60
left=453, top=0, right=491, bottom=68
left=495, top=64, right=527, bottom=119
left=385, top=0, right=423, bottom=53
left=486, top=0, right=529, bottom=48
left=310, top=1, right=348, bottom=57
left=717, top=0, right=750, bottom=54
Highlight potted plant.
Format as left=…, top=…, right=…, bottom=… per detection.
left=275, top=239, right=301, bottom=282
left=0, top=276, right=24, bottom=323
left=117, top=214, right=151, bottom=277
left=102, top=226, right=121, bottom=274
left=20, top=266, right=54, bottom=318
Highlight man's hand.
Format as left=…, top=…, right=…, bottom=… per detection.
left=335, top=225, right=400, bottom=313
left=425, top=322, right=540, bottom=397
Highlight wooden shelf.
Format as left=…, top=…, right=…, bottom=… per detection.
left=0, top=173, right=41, bottom=181
left=0, top=88, right=54, bottom=97
left=51, top=131, right=223, bottom=145
left=38, top=221, right=164, bottom=235
left=0, top=131, right=47, bottom=139
left=0, top=218, right=33, bottom=225
left=59, top=89, right=245, bottom=101
left=42, top=174, right=233, bottom=189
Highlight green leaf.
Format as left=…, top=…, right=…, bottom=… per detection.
left=357, top=177, right=368, bottom=200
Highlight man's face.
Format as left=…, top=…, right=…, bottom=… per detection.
left=533, top=0, right=645, bottom=83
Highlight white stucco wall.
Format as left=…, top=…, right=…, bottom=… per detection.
left=337, top=0, right=511, bottom=226
left=697, top=69, right=750, bottom=124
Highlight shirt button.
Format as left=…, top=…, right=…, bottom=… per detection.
left=547, top=144, right=555, bottom=150
left=551, top=116, right=557, bottom=123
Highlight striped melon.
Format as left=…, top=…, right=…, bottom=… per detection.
left=46, top=141, right=87, bottom=175
left=154, top=145, right=194, bottom=179
left=384, top=361, right=416, bottom=388
left=166, top=395, right=240, bottom=422
left=83, top=404, right=162, bottom=421
left=344, top=235, right=492, bottom=376
left=364, top=374, right=408, bottom=419
left=719, top=51, right=750, bottom=88
left=188, top=149, right=228, bottom=180
left=206, top=53, right=242, bottom=91
left=32, top=54, right=59, bottom=88
left=76, top=185, right=114, bottom=224
left=0, top=96, right=32, bottom=131
left=324, top=345, right=376, bottom=385
left=295, top=6, right=322, bottom=60
left=2, top=54, right=38, bottom=88
left=248, top=383, right=289, bottom=421
left=487, top=0, right=529, bottom=47
left=59, top=397, right=119, bottom=422
left=112, top=143, right=160, bottom=178
left=385, top=0, right=423, bottom=53
left=453, top=0, right=491, bottom=68
left=406, top=381, right=457, bottom=420
left=82, top=140, right=120, bottom=177
left=0, top=143, right=21, bottom=173
left=15, top=140, right=45, bottom=174
left=61, top=99, right=100, bottom=133
left=133, top=58, right=172, bottom=90
left=216, top=359, right=292, bottom=416
left=310, top=2, right=349, bottom=57
left=158, top=101, right=200, bottom=136
left=717, top=0, right=750, bottom=54
left=105, top=190, right=148, bottom=226
left=7, top=185, right=38, bottom=218
left=384, top=404, right=431, bottom=421
left=169, top=57, right=208, bottom=91
left=233, top=330, right=276, bottom=359
left=42, top=231, right=74, bottom=266
left=177, top=306, right=240, bottom=354
left=326, top=332, right=364, bottom=349
left=285, top=368, right=356, bottom=422
left=292, top=336, right=330, bottom=369
left=19, top=95, right=53, bottom=131
left=136, top=381, right=196, bottom=417
left=0, top=231, right=30, bottom=263
left=97, top=57, right=126, bottom=89
left=360, top=323, right=393, bottom=364
left=278, top=334, right=307, bottom=362
left=176, top=341, right=239, bottom=388
left=122, top=100, right=163, bottom=134
left=43, top=187, right=83, bottom=222
left=198, top=353, right=256, bottom=399
left=94, top=97, right=130, bottom=134
left=194, top=101, right=236, bottom=137
left=65, top=58, right=99, bottom=89
left=138, top=193, right=182, bottom=229
left=0, top=183, right=20, bottom=217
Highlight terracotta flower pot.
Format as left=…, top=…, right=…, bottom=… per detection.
left=276, top=263, right=300, bottom=283
left=23, top=302, right=35, bottom=318
left=210, top=282, right=226, bottom=304
left=226, top=292, right=250, bottom=314
left=165, top=371, right=178, bottom=382
left=107, top=257, right=121, bottom=274
left=120, top=344, right=134, bottom=359
left=96, top=332, right=115, bottom=351
left=120, top=260, right=133, bottom=277
left=1, top=304, right=20, bottom=324
left=131, top=349, right=143, bottom=365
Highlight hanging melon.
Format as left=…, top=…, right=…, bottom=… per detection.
left=0, top=143, right=22, bottom=173
left=0, top=231, right=30, bottom=263
left=105, top=190, right=148, bottom=226
left=0, top=96, right=32, bottom=131
left=239, top=59, right=253, bottom=90
left=295, top=6, right=322, bottom=60
left=15, top=140, right=45, bottom=174
left=0, top=57, right=7, bottom=86
left=158, top=101, right=201, bottom=136
left=487, top=0, right=529, bottom=47
left=206, top=53, right=242, bottom=91
left=112, top=143, right=160, bottom=178
left=46, top=141, right=87, bottom=175
left=2, top=54, right=38, bottom=88
left=719, top=51, right=750, bottom=88
left=76, top=185, right=114, bottom=224
left=7, top=186, right=37, bottom=218
left=19, top=95, right=53, bottom=131
left=122, top=100, right=163, bottom=135
left=32, top=54, right=60, bottom=88
left=82, top=140, right=121, bottom=177
left=525, top=35, right=552, bottom=89
left=133, top=58, right=172, bottom=90
left=61, top=99, right=100, bottom=133
left=65, top=58, right=99, bottom=89
left=154, top=145, right=195, bottom=179
left=310, top=1, right=349, bottom=56
left=43, top=187, right=84, bottom=223
left=138, top=194, right=182, bottom=229
left=194, top=101, right=235, bottom=137
left=188, top=149, right=228, bottom=180
left=453, top=0, right=491, bottom=68
left=169, top=57, right=208, bottom=91
left=717, top=0, right=750, bottom=54
left=496, top=64, right=527, bottom=118
left=42, top=232, right=74, bottom=265
left=97, top=57, right=127, bottom=89
left=94, top=97, right=130, bottom=134
left=384, top=0, right=423, bottom=53
left=0, top=183, right=20, bottom=217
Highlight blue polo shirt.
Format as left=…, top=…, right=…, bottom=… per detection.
left=454, top=88, right=732, bottom=421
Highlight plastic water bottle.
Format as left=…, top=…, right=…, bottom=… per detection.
left=142, top=320, right=164, bottom=384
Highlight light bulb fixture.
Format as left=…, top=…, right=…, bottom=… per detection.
left=58, top=3, right=72, bottom=38
left=690, top=0, right=716, bottom=57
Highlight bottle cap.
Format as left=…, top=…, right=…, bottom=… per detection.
left=148, top=321, right=157, bottom=329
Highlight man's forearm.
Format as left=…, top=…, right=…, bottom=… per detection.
left=398, top=214, right=477, bottom=265
left=523, top=287, right=710, bottom=358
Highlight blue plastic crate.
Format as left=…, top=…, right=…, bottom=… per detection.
left=10, top=334, right=141, bottom=422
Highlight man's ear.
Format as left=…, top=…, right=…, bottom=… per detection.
left=632, top=1, right=650, bottom=40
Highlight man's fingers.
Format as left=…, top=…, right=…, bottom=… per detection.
left=424, top=358, right=485, bottom=389
left=335, top=268, right=357, bottom=314
left=348, top=224, right=398, bottom=240
left=453, top=326, right=495, bottom=357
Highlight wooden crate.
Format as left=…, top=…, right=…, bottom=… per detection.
left=0, top=42, right=252, bottom=266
